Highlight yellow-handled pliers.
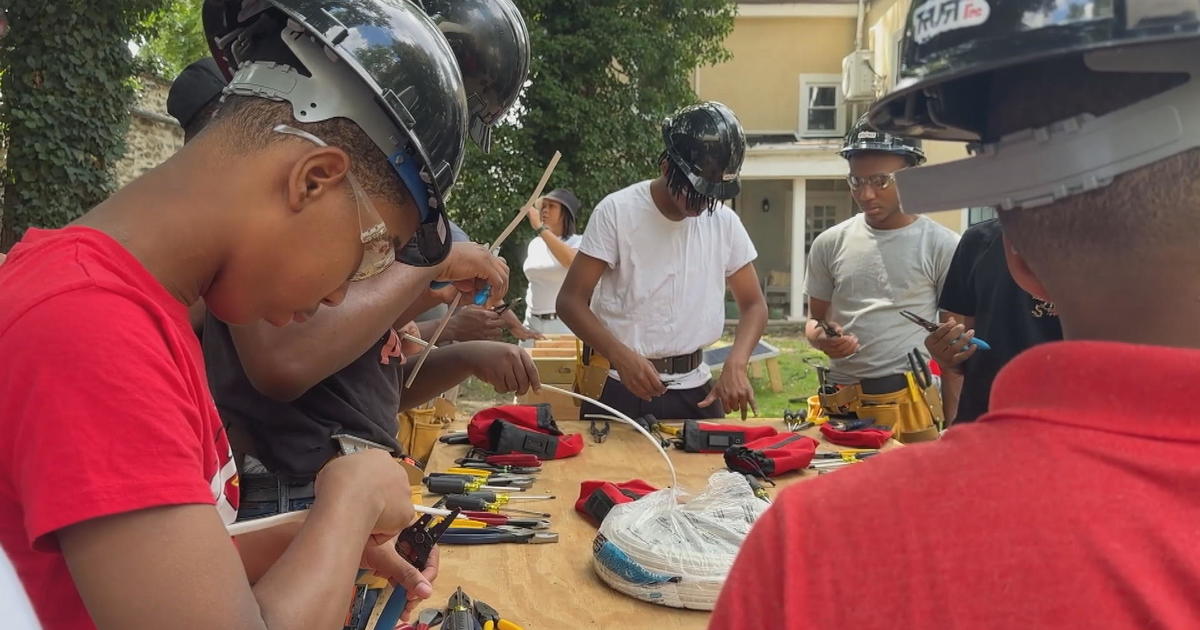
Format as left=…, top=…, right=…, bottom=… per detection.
left=474, top=599, right=525, bottom=630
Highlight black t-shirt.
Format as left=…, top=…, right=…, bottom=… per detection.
left=203, top=312, right=401, bottom=480
left=938, top=219, right=1062, bottom=423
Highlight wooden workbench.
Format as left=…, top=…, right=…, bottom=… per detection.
left=380, top=418, right=882, bottom=629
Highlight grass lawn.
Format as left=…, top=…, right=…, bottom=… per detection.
left=457, top=333, right=826, bottom=420
left=715, top=334, right=827, bottom=418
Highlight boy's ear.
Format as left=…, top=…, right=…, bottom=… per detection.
left=286, top=147, right=352, bottom=211
left=1003, top=233, right=1051, bottom=302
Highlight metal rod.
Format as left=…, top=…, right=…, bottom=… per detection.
left=488, top=151, right=562, bottom=253
left=404, top=151, right=561, bottom=387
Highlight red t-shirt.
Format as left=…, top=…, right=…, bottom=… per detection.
left=0, top=227, right=239, bottom=629
left=711, top=341, right=1200, bottom=629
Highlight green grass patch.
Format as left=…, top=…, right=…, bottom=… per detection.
left=713, top=335, right=826, bottom=418
left=455, top=334, right=825, bottom=419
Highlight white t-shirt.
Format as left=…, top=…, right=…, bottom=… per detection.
left=579, top=180, right=757, bottom=389
left=806, top=213, right=959, bottom=384
left=523, top=233, right=583, bottom=315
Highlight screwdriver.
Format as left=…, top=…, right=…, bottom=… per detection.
left=444, top=494, right=551, bottom=517
left=443, top=587, right=475, bottom=630
left=426, top=476, right=524, bottom=495
left=461, top=490, right=555, bottom=504
left=459, top=510, right=551, bottom=529
left=426, top=472, right=536, bottom=489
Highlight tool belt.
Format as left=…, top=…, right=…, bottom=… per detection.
left=649, top=349, right=703, bottom=374
left=582, top=345, right=702, bottom=375
left=237, top=473, right=316, bottom=520
left=816, top=351, right=943, bottom=443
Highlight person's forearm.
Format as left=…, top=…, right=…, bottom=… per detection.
left=250, top=486, right=380, bottom=629
left=727, top=299, right=768, bottom=370
left=541, top=232, right=577, bottom=268
left=234, top=264, right=440, bottom=401
left=557, top=292, right=633, bottom=364
left=939, top=369, right=963, bottom=425
left=235, top=523, right=303, bottom=585
left=399, top=345, right=475, bottom=410
left=392, top=292, right=447, bottom=331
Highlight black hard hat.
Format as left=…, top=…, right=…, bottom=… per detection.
left=662, top=101, right=746, bottom=200
left=422, top=0, right=530, bottom=152
left=166, top=57, right=225, bottom=133
left=541, top=188, right=580, bottom=218
left=203, top=0, right=467, bottom=266
left=839, top=114, right=925, bottom=165
left=866, top=0, right=1200, bottom=213
left=869, top=0, right=1200, bottom=143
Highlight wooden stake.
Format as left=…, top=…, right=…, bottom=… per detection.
left=404, top=152, right=563, bottom=388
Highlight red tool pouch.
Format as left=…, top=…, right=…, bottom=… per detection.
left=680, top=420, right=778, bottom=453
left=724, top=433, right=818, bottom=478
left=468, top=404, right=584, bottom=460
left=575, top=479, right=659, bottom=526
left=820, top=423, right=893, bottom=449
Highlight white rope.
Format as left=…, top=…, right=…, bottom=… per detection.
left=539, top=384, right=678, bottom=489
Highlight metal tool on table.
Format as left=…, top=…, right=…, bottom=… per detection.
left=441, top=525, right=559, bottom=545
left=474, top=599, right=526, bottom=630
left=427, top=472, right=536, bottom=489
left=439, top=431, right=471, bottom=445
left=412, top=608, right=444, bottom=630
left=425, top=475, right=530, bottom=495
left=443, top=494, right=551, bottom=517
left=743, top=474, right=772, bottom=503
left=457, top=511, right=551, bottom=529
left=783, top=408, right=812, bottom=432
left=458, top=490, right=555, bottom=504
left=443, top=588, right=476, bottom=630
left=588, top=416, right=611, bottom=443
left=900, top=310, right=991, bottom=351
left=458, top=451, right=542, bottom=469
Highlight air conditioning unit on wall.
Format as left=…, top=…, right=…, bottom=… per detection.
left=842, top=50, right=876, bottom=102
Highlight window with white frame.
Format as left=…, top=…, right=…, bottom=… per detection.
left=798, top=74, right=845, bottom=137
left=806, top=205, right=838, bottom=254
left=968, top=207, right=998, bottom=226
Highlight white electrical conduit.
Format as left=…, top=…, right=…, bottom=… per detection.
left=538, top=384, right=678, bottom=489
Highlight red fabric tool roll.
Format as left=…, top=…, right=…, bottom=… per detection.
left=575, top=479, right=659, bottom=526
left=680, top=420, right=779, bottom=453
left=467, top=404, right=584, bottom=460
left=724, top=433, right=818, bottom=478
left=820, top=423, right=893, bottom=449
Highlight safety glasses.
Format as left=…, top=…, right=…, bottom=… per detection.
left=846, top=172, right=897, bottom=192
left=274, top=125, right=395, bottom=281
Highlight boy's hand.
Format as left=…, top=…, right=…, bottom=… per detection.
left=613, top=350, right=667, bottom=401
left=924, top=318, right=978, bottom=371
left=459, top=341, right=541, bottom=395
left=315, top=449, right=415, bottom=542
left=701, top=367, right=757, bottom=418
left=362, top=539, right=439, bottom=622
left=435, top=243, right=508, bottom=308
left=444, top=305, right=505, bottom=341
left=811, top=321, right=860, bottom=359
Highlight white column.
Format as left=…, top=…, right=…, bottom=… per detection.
left=789, top=177, right=807, bottom=321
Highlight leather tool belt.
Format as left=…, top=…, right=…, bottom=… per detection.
left=816, top=371, right=944, bottom=444
left=648, top=349, right=704, bottom=374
